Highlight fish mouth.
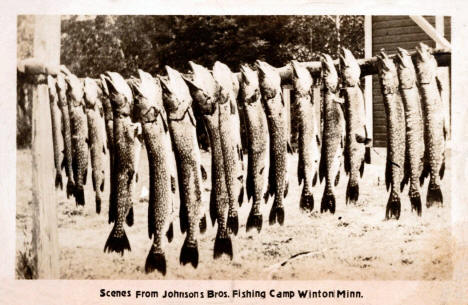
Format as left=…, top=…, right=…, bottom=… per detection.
left=377, top=49, right=394, bottom=72
left=415, top=42, right=431, bottom=61
left=320, top=53, right=334, bottom=72
left=339, top=47, right=355, bottom=67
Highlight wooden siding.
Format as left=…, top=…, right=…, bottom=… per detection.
left=371, top=16, right=447, bottom=147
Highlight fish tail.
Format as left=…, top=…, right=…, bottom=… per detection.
left=227, top=210, right=239, bottom=236
left=320, top=185, right=336, bottom=214
left=166, top=222, right=174, bottom=243
left=427, top=181, right=443, bottom=208
left=246, top=208, right=263, bottom=233
left=179, top=238, right=199, bottom=268
left=55, top=171, right=63, bottom=190
left=409, top=186, right=422, bottom=216
left=299, top=187, right=314, bottom=212
left=365, top=147, right=371, bottom=164
left=213, top=230, right=233, bottom=260
left=103, top=226, right=131, bottom=255
left=125, top=206, right=134, bottom=227
left=345, top=181, right=359, bottom=205
left=66, top=180, right=74, bottom=199
left=74, top=185, right=85, bottom=206
left=145, top=246, right=166, bottom=275
left=199, top=214, right=207, bottom=234
left=385, top=191, right=401, bottom=220
left=268, top=200, right=285, bottom=226
left=95, top=195, right=101, bottom=214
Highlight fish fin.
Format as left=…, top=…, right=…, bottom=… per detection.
left=318, top=147, right=325, bottom=183
left=359, top=160, right=365, bottom=178
left=346, top=182, right=359, bottom=205
left=268, top=203, right=285, bottom=226
left=135, top=173, right=139, bottom=183
left=180, top=239, right=199, bottom=268
left=103, top=226, right=131, bottom=255
left=334, top=170, right=340, bottom=187
left=179, top=201, right=189, bottom=233
left=427, top=182, right=443, bottom=208
left=83, top=168, right=88, bottom=185
left=227, top=212, right=239, bottom=236
left=91, top=172, right=97, bottom=191
left=200, top=165, right=207, bottom=181
left=420, top=161, right=430, bottom=186
left=95, top=196, right=101, bottom=214
left=312, top=171, right=318, bottom=186
left=246, top=209, right=263, bottom=233
left=171, top=176, right=176, bottom=193
left=355, top=134, right=372, bottom=145
left=246, top=156, right=254, bottom=202
left=166, top=222, right=174, bottom=243
left=238, top=186, right=244, bottom=207
left=74, top=185, right=85, bottom=206
left=409, top=187, right=422, bottom=216
left=103, top=145, right=106, bottom=155
left=199, top=214, right=207, bottom=234
left=385, top=159, right=391, bottom=191
left=320, top=187, right=336, bottom=214
left=287, top=141, right=293, bottom=154
left=365, top=147, right=371, bottom=164
left=299, top=187, right=314, bottom=212
left=440, top=158, right=446, bottom=180
left=209, top=188, right=217, bottom=226
left=343, top=146, right=350, bottom=175
left=385, top=191, right=401, bottom=220
left=284, top=181, right=289, bottom=198
left=100, top=179, right=105, bottom=192
left=55, top=171, right=63, bottom=190
left=316, top=134, right=321, bottom=147
left=125, top=206, right=134, bottom=227
left=61, top=157, right=66, bottom=170
left=213, top=231, right=233, bottom=260
left=145, top=247, right=166, bottom=275
left=297, top=153, right=304, bottom=185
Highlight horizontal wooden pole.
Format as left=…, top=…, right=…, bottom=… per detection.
left=17, top=58, right=60, bottom=76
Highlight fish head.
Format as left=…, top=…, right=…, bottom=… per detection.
left=291, top=60, right=313, bottom=97
left=239, top=64, right=261, bottom=105
left=395, top=47, right=417, bottom=89
left=104, top=71, right=134, bottom=114
left=130, top=69, right=164, bottom=121
left=339, top=47, right=361, bottom=87
left=184, top=61, right=219, bottom=114
left=376, top=50, right=399, bottom=94
left=321, top=53, right=338, bottom=92
left=159, top=65, right=191, bottom=114
left=64, top=73, right=85, bottom=106
left=55, top=73, right=68, bottom=106
left=255, top=60, right=281, bottom=99
left=83, top=77, right=102, bottom=108
left=414, top=42, right=437, bottom=84
left=213, top=61, right=238, bottom=104
left=98, top=74, right=110, bottom=98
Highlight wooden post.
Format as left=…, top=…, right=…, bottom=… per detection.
left=31, top=15, right=61, bottom=279
left=364, top=15, right=373, bottom=145
left=435, top=16, right=451, bottom=140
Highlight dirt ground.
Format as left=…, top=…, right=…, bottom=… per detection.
left=16, top=147, right=452, bottom=280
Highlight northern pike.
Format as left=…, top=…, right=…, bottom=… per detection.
left=184, top=61, right=232, bottom=259
left=256, top=60, right=289, bottom=225
left=291, top=60, right=321, bottom=212
left=159, top=66, right=203, bottom=268
left=55, top=73, right=75, bottom=198
left=239, top=64, right=269, bottom=232
left=395, top=47, right=425, bottom=215
left=414, top=42, right=447, bottom=207
left=376, top=51, right=407, bottom=220
left=130, top=69, right=175, bottom=274
left=212, top=61, right=245, bottom=235
left=319, top=54, right=345, bottom=214
left=47, top=76, right=64, bottom=190
left=65, top=74, right=88, bottom=206
left=83, top=77, right=107, bottom=214
left=103, top=72, right=135, bottom=255
left=339, top=48, right=372, bottom=205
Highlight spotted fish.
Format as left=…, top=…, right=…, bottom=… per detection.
left=103, top=72, right=135, bottom=255
left=291, top=60, right=321, bottom=212
left=256, top=60, right=289, bottom=225
left=414, top=42, right=446, bottom=208
left=55, top=73, right=75, bottom=198
left=376, top=51, right=407, bottom=220
left=47, top=76, right=65, bottom=190
left=184, top=61, right=232, bottom=259
left=340, top=48, right=372, bottom=206
left=239, top=64, right=269, bottom=232
left=83, top=77, right=107, bottom=214
left=65, top=74, right=88, bottom=206
left=212, top=61, right=245, bottom=235
left=395, top=47, right=425, bottom=215
left=159, top=66, right=204, bottom=268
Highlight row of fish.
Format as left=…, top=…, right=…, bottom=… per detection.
left=45, top=42, right=447, bottom=275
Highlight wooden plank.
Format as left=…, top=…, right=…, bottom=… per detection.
left=373, top=32, right=434, bottom=45
left=373, top=25, right=434, bottom=37
left=372, top=16, right=408, bottom=22
left=372, top=18, right=423, bottom=30
left=31, top=15, right=61, bottom=279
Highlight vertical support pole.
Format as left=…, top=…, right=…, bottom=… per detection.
left=364, top=15, right=373, bottom=143
left=435, top=15, right=451, bottom=140
left=31, top=15, right=61, bottom=279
